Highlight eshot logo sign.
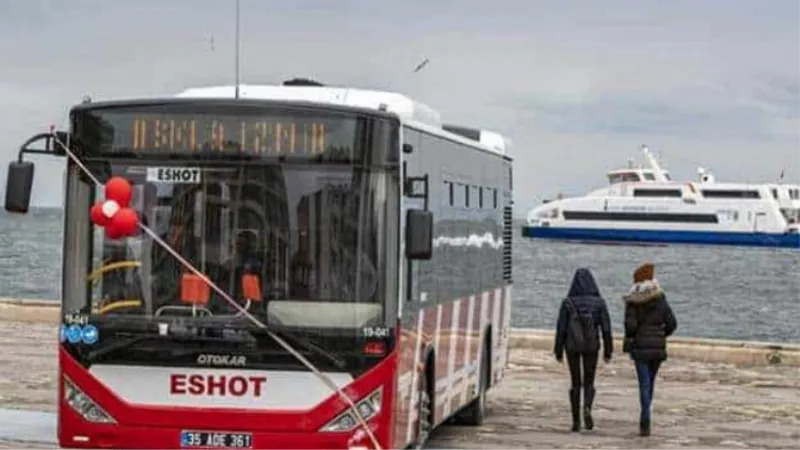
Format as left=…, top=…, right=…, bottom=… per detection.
left=146, top=167, right=202, bottom=184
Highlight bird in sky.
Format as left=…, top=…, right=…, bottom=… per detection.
left=413, top=58, right=430, bottom=73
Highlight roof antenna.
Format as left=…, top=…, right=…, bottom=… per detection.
left=234, top=0, right=241, bottom=99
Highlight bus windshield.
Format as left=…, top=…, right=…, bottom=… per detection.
left=65, top=162, right=396, bottom=331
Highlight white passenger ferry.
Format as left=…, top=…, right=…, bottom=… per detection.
left=523, top=146, right=800, bottom=249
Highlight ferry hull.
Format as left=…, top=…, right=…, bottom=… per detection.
left=521, top=226, right=800, bottom=249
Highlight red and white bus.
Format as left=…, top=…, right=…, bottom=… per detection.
left=5, top=78, right=514, bottom=449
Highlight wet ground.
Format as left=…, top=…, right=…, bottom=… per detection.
left=1, top=319, right=799, bottom=448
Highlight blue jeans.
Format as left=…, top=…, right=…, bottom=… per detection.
left=634, top=360, right=661, bottom=422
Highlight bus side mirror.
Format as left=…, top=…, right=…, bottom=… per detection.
left=406, top=209, right=433, bottom=260
left=52, top=131, right=69, bottom=156
left=4, top=161, right=35, bottom=214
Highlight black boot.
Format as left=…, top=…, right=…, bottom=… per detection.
left=583, top=387, right=595, bottom=431
left=639, top=418, right=651, bottom=437
left=569, top=388, right=581, bottom=432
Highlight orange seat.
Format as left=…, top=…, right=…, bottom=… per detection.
left=241, top=274, right=262, bottom=301
left=180, top=273, right=210, bottom=306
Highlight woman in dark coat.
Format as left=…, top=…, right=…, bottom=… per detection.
left=622, top=262, right=678, bottom=437
left=554, top=268, right=614, bottom=432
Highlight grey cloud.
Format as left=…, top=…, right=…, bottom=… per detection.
left=1, top=0, right=798, bottom=215
left=501, top=87, right=797, bottom=142
left=739, top=76, right=800, bottom=119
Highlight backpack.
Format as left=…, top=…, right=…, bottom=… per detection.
left=565, top=299, right=599, bottom=353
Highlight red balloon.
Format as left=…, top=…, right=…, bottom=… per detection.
left=90, top=203, right=110, bottom=226
left=105, top=177, right=133, bottom=208
left=109, top=207, right=139, bottom=237
left=104, top=225, right=123, bottom=240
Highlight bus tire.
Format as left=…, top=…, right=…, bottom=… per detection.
left=413, top=363, right=434, bottom=449
left=457, top=337, right=489, bottom=426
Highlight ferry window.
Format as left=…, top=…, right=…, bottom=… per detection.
left=772, top=189, right=779, bottom=199
left=608, top=172, right=641, bottom=184
left=701, top=189, right=760, bottom=199
left=563, top=210, right=719, bottom=224
left=444, top=181, right=453, bottom=206
left=633, top=189, right=682, bottom=198
left=465, top=185, right=470, bottom=208
left=447, top=181, right=456, bottom=206
left=643, top=173, right=656, bottom=181
left=453, top=182, right=465, bottom=207
left=493, top=189, right=498, bottom=208
left=479, top=187, right=484, bottom=208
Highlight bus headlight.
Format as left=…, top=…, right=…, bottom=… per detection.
left=63, top=377, right=116, bottom=424
left=320, top=387, right=382, bottom=432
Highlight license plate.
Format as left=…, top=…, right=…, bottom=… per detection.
left=180, top=430, right=253, bottom=449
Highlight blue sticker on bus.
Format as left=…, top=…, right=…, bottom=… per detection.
left=59, top=325, right=67, bottom=343
left=81, top=324, right=99, bottom=345
left=66, top=324, right=83, bottom=344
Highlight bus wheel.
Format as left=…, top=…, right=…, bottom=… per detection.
left=413, top=368, right=433, bottom=449
left=457, top=340, right=489, bottom=426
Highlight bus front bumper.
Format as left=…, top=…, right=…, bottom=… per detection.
left=59, top=423, right=383, bottom=450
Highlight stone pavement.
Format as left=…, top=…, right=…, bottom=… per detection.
left=429, top=347, right=800, bottom=449
left=1, top=319, right=799, bottom=448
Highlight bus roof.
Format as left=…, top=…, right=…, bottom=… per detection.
left=174, top=84, right=511, bottom=157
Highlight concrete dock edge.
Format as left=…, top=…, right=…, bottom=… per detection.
left=508, top=328, right=800, bottom=367
left=2, top=298, right=798, bottom=367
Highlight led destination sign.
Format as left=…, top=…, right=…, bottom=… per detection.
left=130, top=115, right=330, bottom=154
left=74, top=108, right=361, bottom=160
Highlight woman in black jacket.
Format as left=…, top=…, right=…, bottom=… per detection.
left=623, top=262, right=678, bottom=437
left=554, top=268, right=614, bottom=432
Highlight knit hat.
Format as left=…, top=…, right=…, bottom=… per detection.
left=633, top=262, right=655, bottom=283
left=624, top=262, right=662, bottom=303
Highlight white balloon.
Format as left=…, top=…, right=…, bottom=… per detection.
left=101, top=200, right=120, bottom=218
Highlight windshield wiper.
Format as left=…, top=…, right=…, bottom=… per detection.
left=83, top=310, right=348, bottom=369
left=85, top=327, right=347, bottom=370
left=84, top=332, right=233, bottom=362
left=263, top=329, right=347, bottom=370
left=85, top=334, right=152, bottom=362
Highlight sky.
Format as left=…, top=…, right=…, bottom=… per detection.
left=0, top=0, right=798, bottom=217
